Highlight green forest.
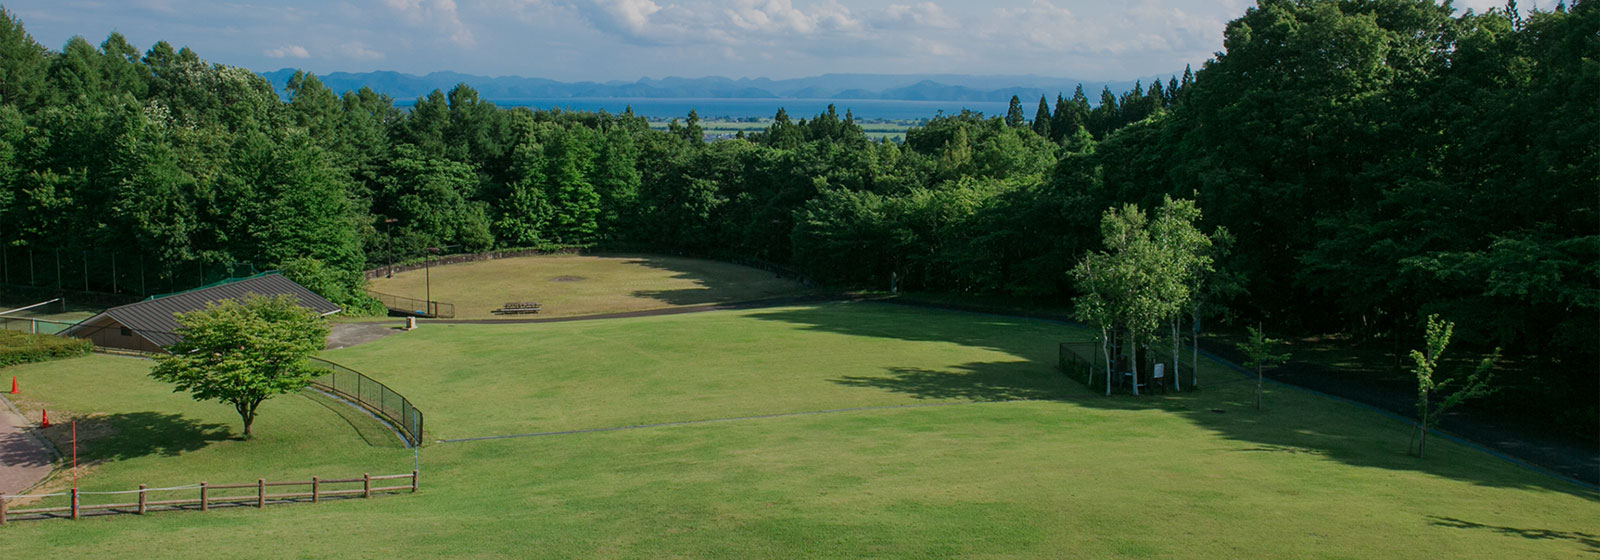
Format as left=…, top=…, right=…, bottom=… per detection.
left=0, top=2, right=1593, bottom=425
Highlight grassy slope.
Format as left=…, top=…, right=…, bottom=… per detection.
left=363, top=254, right=807, bottom=320
left=0, top=303, right=1594, bottom=558
left=2, top=355, right=406, bottom=501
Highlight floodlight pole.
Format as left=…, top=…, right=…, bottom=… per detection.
left=424, top=247, right=436, bottom=317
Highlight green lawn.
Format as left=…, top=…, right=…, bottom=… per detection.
left=364, top=253, right=808, bottom=320
left=1, top=302, right=1594, bottom=558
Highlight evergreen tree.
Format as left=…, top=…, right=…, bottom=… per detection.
left=1031, top=95, right=1052, bottom=137
left=1004, top=95, right=1025, bottom=128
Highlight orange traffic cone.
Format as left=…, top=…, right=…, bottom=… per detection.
left=41, top=409, right=50, bottom=428
left=9, top=376, right=16, bottom=394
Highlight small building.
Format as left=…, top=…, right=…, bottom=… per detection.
left=63, top=272, right=341, bottom=352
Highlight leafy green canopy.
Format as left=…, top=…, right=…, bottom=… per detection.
left=0, top=2, right=1591, bottom=430
left=149, top=295, right=329, bottom=437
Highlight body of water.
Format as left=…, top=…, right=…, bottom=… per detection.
left=417, top=97, right=1013, bottom=122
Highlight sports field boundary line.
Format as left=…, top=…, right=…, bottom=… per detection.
left=437, top=400, right=1034, bottom=443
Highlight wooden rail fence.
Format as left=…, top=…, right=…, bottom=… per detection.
left=0, top=471, right=416, bottom=524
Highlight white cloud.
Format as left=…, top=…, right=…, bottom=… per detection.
left=338, top=42, right=385, bottom=60
left=263, top=44, right=311, bottom=59
left=876, top=3, right=957, bottom=29
left=382, top=0, right=476, bottom=47
left=725, top=0, right=859, bottom=34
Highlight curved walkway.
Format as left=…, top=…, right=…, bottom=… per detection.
left=0, top=395, right=55, bottom=496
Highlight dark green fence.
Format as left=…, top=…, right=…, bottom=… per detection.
left=0, top=246, right=258, bottom=298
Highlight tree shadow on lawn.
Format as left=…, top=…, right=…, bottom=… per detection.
left=834, top=362, right=1074, bottom=403
left=1430, top=516, right=1600, bottom=553
left=64, top=412, right=232, bottom=465
left=750, top=303, right=1600, bottom=501
left=623, top=254, right=803, bottom=307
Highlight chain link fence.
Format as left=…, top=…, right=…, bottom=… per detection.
left=307, top=357, right=424, bottom=447
left=364, top=290, right=454, bottom=318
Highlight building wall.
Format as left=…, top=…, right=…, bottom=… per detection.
left=71, top=316, right=164, bottom=353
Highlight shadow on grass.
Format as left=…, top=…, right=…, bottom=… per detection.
left=747, top=301, right=1600, bottom=501
left=68, top=412, right=232, bottom=464
left=303, top=390, right=406, bottom=449
left=623, top=254, right=801, bottom=307
left=833, top=363, right=1072, bottom=403
left=1430, top=516, right=1600, bottom=553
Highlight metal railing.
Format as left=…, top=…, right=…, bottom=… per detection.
left=307, top=358, right=424, bottom=447
left=364, top=290, right=454, bottom=319
left=1059, top=340, right=1102, bottom=386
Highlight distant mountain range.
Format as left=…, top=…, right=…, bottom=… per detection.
left=259, top=70, right=1168, bottom=104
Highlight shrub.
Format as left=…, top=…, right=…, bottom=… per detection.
left=0, top=330, right=93, bottom=367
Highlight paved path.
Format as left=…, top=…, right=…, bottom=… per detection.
left=0, top=396, right=55, bottom=496
left=326, top=322, right=404, bottom=350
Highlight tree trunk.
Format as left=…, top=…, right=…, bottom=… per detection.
left=1130, top=335, right=1141, bottom=396
left=1191, top=309, right=1200, bottom=389
left=236, top=400, right=261, bottom=438
left=1101, top=326, right=1113, bottom=397
left=1418, top=392, right=1430, bottom=458
left=1171, top=317, right=1181, bottom=391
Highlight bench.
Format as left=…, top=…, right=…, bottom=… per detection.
left=494, top=302, right=542, bottom=315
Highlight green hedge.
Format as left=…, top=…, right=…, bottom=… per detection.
left=0, top=331, right=93, bottom=367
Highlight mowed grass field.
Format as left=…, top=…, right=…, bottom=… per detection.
left=1, top=302, right=1595, bottom=558
left=364, top=254, right=808, bottom=319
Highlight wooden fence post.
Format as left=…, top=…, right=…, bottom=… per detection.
left=412, top=470, right=419, bottom=493
left=200, top=482, right=208, bottom=512
left=363, top=473, right=371, bottom=499
left=70, top=488, right=79, bottom=520
left=138, top=484, right=147, bottom=515
left=311, top=477, right=320, bottom=503
left=1, top=494, right=8, bottom=525
left=257, top=479, right=265, bottom=508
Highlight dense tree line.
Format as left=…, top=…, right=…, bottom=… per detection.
left=0, top=2, right=1592, bottom=426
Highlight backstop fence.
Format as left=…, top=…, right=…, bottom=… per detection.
left=307, top=357, right=424, bottom=447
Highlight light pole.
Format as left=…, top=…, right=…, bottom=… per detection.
left=424, top=247, right=435, bottom=316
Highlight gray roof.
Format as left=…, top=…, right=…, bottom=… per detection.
left=66, top=273, right=340, bottom=348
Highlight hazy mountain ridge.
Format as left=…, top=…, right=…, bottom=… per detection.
left=260, top=70, right=1162, bottom=103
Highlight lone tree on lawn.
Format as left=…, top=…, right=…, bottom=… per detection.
left=1236, top=325, right=1289, bottom=410
left=1411, top=314, right=1498, bottom=459
left=150, top=295, right=330, bottom=438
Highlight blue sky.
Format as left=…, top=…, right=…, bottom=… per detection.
left=6, top=0, right=1517, bottom=81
